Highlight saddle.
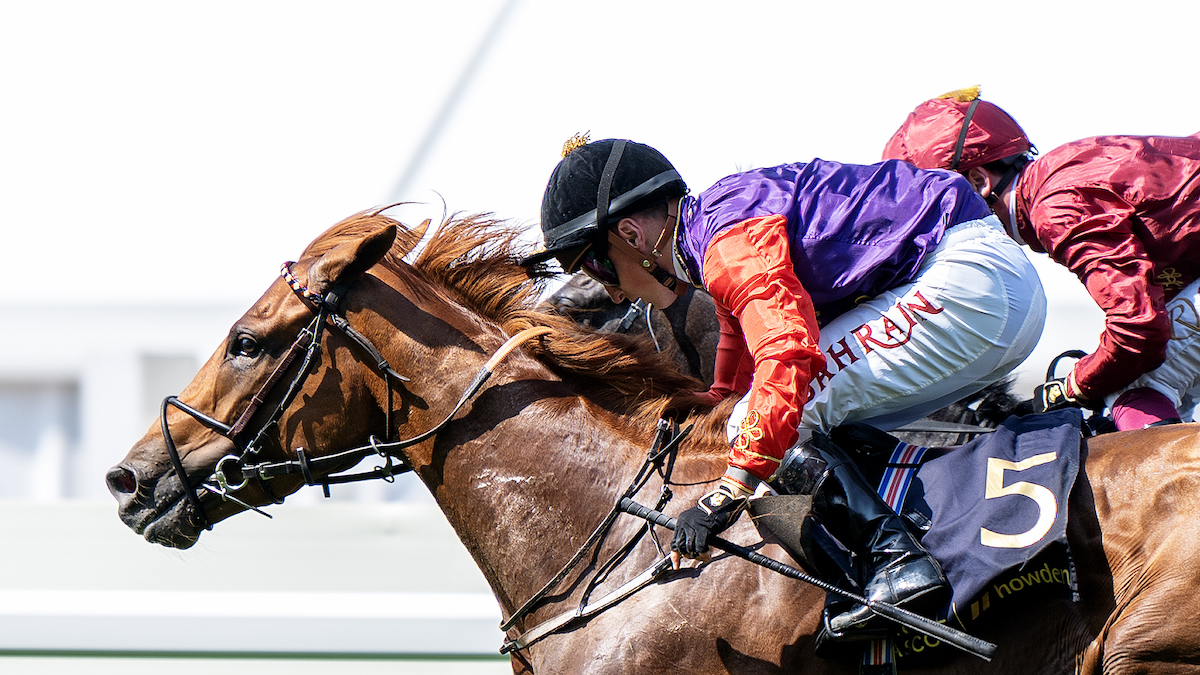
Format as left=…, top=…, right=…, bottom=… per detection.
left=750, top=408, right=1084, bottom=669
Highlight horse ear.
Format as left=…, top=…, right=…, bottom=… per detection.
left=394, top=219, right=430, bottom=258
left=308, top=223, right=397, bottom=292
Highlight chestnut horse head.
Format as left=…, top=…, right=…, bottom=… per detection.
left=107, top=210, right=719, bottom=549
left=108, top=210, right=1200, bottom=673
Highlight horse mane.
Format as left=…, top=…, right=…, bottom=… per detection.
left=300, top=210, right=728, bottom=451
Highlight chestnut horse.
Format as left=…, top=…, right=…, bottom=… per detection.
left=108, top=212, right=1200, bottom=674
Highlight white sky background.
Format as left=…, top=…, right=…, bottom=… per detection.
left=4, top=0, right=1199, bottom=389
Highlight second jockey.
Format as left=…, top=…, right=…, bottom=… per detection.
left=884, top=86, right=1200, bottom=430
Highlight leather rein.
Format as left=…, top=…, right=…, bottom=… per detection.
left=499, top=416, right=692, bottom=653
left=159, top=261, right=550, bottom=529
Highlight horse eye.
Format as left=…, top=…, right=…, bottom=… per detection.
left=234, top=335, right=260, bottom=358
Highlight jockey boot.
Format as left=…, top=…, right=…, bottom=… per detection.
left=779, top=432, right=949, bottom=636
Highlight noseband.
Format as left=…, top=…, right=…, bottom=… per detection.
left=160, top=261, right=550, bottom=529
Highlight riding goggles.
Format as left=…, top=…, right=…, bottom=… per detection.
left=580, top=246, right=620, bottom=287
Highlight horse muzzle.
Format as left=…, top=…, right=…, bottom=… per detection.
left=105, top=458, right=209, bottom=548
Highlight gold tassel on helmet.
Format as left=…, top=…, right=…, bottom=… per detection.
left=937, top=85, right=981, bottom=103
left=561, top=131, right=591, bottom=158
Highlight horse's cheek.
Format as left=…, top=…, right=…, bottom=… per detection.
left=210, top=358, right=260, bottom=409
left=292, top=370, right=375, bottom=451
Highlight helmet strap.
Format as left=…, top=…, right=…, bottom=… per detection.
left=594, top=140, right=628, bottom=231
left=984, top=155, right=1029, bottom=206
left=605, top=229, right=687, bottom=297
left=649, top=198, right=679, bottom=259
left=950, top=97, right=983, bottom=171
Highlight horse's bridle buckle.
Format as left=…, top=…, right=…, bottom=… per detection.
left=208, top=454, right=274, bottom=519
left=214, top=454, right=252, bottom=492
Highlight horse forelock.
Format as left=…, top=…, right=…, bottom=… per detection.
left=297, top=211, right=728, bottom=452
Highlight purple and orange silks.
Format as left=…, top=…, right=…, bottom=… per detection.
left=676, top=159, right=990, bottom=480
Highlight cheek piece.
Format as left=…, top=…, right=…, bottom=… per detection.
left=605, top=229, right=687, bottom=297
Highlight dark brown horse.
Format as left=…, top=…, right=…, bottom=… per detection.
left=544, top=273, right=720, bottom=384
left=108, top=212, right=1200, bottom=674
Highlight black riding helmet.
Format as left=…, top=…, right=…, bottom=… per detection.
left=520, top=136, right=687, bottom=272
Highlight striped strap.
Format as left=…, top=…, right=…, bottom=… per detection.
left=863, top=441, right=929, bottom=673
left=877, top=442, right=928, bottom=510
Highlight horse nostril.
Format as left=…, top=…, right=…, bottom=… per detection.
left=106, top=466, right=139, bottom=496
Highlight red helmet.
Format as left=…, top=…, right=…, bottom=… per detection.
left=883, top=86, right=1033, bottom=171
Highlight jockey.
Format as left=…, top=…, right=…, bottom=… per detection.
left=884, top=87, right=1200, bottom=430
left=522, top=134, right=1045, bottom=637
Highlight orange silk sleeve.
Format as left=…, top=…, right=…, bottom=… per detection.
left=702, top=215, right=825, bottom=482
left=699, top=303, right=754, bottom=404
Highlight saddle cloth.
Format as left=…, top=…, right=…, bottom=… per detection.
left=751, top=408, right=1083, bottom=666
left=914, top=407, right=1081, bottom=613
left=891, top=408, right=1081, bottom=664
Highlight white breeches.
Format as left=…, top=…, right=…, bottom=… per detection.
left=1105, top=276, right=1200, bottom=421
left=728, top=215, right=1046, bottom=439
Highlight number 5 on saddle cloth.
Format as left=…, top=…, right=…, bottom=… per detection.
left=750, top=408, right=1082, bottom=664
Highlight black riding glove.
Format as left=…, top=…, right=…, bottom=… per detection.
left=1033, top=378, right=1078, bottom=413
left=671, top=485, right=748, bottom=558
left=1034, top=374, right=1101, bottom=414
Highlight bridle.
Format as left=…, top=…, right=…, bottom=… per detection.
left=157, top=257, right=696, bottom=653
left=159, top=260, right=551, bottom=529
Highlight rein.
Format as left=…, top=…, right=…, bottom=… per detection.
left=159, top=261, right=551, bottom=527
left=239, top=323, right=554, bottom=493
left=499, top=416, right=693, bottom=653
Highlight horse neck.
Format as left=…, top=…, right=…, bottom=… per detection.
left=355, top=270, right=507, bottom=423
left=461, top=403, right=648, bottom=590
left=368, top=275, right=662, bottom=616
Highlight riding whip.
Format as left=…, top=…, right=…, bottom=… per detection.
left=618, top=497, right=997, bottom=662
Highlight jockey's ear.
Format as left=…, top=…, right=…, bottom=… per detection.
left=964, top=166, right=994, bottom=198
left=309, top=223, right=397, bottom=294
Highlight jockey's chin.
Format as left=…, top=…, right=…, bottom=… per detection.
left=607, top=271, right=681, bottom=310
